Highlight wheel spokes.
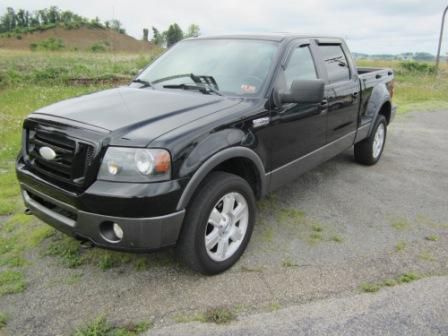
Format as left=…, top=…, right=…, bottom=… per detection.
left=216, top=239, right=229, bottom=258
left=232, top=203, right=247, bottom=223
left=205, top=229, right=220, bottom=250
left=229, top=227, right=243, bottom=241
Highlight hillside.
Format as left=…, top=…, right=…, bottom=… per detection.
left=0, top=26, right=153, bottom=52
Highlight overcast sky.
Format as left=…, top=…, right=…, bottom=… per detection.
left=1, top=0, right=447, bottom=54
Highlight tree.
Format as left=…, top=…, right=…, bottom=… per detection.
left=414, top=52, right=434, bottom=61
left=0, top=7, right=17, bottom=32
left=165, top=23, right=183, bottom=47
left=142, top=28, right=149, bottom=41
left=185, top=24, right=200, bottom=38
left=108, top=19, right=122, bottom=33
left=151, top=27, right=164, bottom=46
left=47, top=6, right=60, bottom=24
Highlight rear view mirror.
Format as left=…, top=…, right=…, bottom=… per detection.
left=280, top=79, right=325, bottom=104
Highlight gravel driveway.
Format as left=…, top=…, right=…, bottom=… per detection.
left=1, top=110, right=448, bottom=335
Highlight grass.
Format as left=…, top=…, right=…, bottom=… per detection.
left=44, top=232, right=176, bottom=271
left=356, top=60, right=448, bottom=114
left=0, top=49, right=161, bottom=87
left=276, top=207, right=345, bottom=245
left=418, top=250, right=436, bottom=262
left=425, top=235, right=439, bottom=242
left=360, top=272, right=421, bottom=293
left=0, top=312, right=8, bottom=329
left=73, top=317, right=152, bottom=336
left=395, top=241, right=407, bottom=252
left=0, top=270, right=26, bottom=295
left=282, top=258, right=298, bottom=268
left=391, top=218, right=410, bottom=231
left=240, top=265, right=264, bottom=273
left=329, top=235, right=343, bottom=243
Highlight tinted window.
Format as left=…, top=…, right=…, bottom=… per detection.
left=283, top=46, right=317, bottom=88
left=318, top=45, right=350, bottom=83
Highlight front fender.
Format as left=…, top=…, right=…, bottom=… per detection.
left=176, top=146, right=267, bottom=211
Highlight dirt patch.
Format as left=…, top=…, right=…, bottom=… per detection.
left=0, top=27, right=153, bottom=52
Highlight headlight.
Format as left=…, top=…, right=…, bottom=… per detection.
left=98, top=147, right=171, bottom=182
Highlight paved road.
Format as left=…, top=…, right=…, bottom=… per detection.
left=149, top=276, right=448, bottom=336
left=1, top=110, right=448, bottom=335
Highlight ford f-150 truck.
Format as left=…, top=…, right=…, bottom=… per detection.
left=16, top=34, right=396, bottom=274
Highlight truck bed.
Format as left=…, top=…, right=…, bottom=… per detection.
left=357, top=67, right=394, bottom=90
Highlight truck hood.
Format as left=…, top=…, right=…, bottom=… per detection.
left=31, top=87, right=241, bottom=145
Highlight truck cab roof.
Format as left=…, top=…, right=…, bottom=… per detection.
left=193, top=33, right=344, bottom=43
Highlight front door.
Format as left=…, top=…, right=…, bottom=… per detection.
left=268, top=43, right=327, bottom=171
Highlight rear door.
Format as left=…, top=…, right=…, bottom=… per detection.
left=316, top=43, right=360, bottom=143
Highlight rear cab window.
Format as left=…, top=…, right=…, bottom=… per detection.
left=318, top=44, right=350, bottom=84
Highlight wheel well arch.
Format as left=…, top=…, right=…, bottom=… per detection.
left=211, top=157, right=262, bottom=198
left=176, top=147, right=267, bottom=211
left=379, top=101, right=392, bottom=124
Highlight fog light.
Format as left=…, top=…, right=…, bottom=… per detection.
left=99, top=221, right=123, bottom=243
left=113, top=223, right=124, bottom=240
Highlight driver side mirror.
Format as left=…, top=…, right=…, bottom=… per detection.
left=280, top=79, right=325, bottom=104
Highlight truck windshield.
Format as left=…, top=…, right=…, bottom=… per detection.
left=137, top=39, right=279, bottom=97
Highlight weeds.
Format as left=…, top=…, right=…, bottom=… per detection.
left=282, top=258, right=298, bottom=268
left=201, top=307, right=236, bottom=324
left=46, top=235, right=83, bottom=268
left=395, top=241, right=407, bottom=252
left=425, top=235, right=439, bottom=242
left=0, top=270, right=26, bottom=295
left=0, top=312, right=7, bottom=329
left=73, top=316, right=152, bottom=336
left=391, top=218, right=410, bottom=231
left=360, top=272, right=421, bottom=293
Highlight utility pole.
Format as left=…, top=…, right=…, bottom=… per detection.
left=435, top=5, right=448, bottom=73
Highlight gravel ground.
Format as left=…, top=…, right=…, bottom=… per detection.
left=1, top=109, right=447, bottom=336
left=150, top=275, right=448, bottom=336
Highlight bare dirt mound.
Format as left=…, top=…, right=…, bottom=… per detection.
left=0, top=26, right=153, bottom=52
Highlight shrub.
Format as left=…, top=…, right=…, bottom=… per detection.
left=399, top=61, right=435, bottom=74
left=89, top=41, right=110, bottom=53
left=30, top=37, right=65, bottom=51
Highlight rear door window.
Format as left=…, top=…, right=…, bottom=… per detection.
left=318, top=45, right=350, bottom=84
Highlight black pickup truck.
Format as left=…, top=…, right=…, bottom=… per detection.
left=17, top=34, right=396, bottom=274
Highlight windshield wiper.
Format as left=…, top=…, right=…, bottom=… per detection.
left=131, top=78, right=153, bottom=88
left=154, top=73, right=222, bottom=95
left=163, top=83, right=223, bottom=96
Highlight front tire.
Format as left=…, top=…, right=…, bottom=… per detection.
left=354, top=115, right=387, bottom=165
left=176, top=171, right=256, bottom=275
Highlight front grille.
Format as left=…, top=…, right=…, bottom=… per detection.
left=26, top=128, right=95, bottom=188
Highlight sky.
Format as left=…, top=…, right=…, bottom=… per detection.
left=1, top=0, right=447, bottom=55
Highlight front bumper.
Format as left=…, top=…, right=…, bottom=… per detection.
left=17, top=163, right=186, bottom=252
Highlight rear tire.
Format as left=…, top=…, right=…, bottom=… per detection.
left=176, top=171, right=256, bottom=275
left=354, top=115, right=387, bottom=165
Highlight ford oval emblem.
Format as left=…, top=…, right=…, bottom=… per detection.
left=39, top=146, right=57, bottom=161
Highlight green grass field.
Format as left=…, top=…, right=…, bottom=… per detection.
left=0, top=49, right=447, bottom=298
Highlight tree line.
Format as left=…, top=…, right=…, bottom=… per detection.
left=1, top=6, right=201, bottom=48
left=144, top=23, right=200, bottom=47
left=0, top=6, right=125, bottom=34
